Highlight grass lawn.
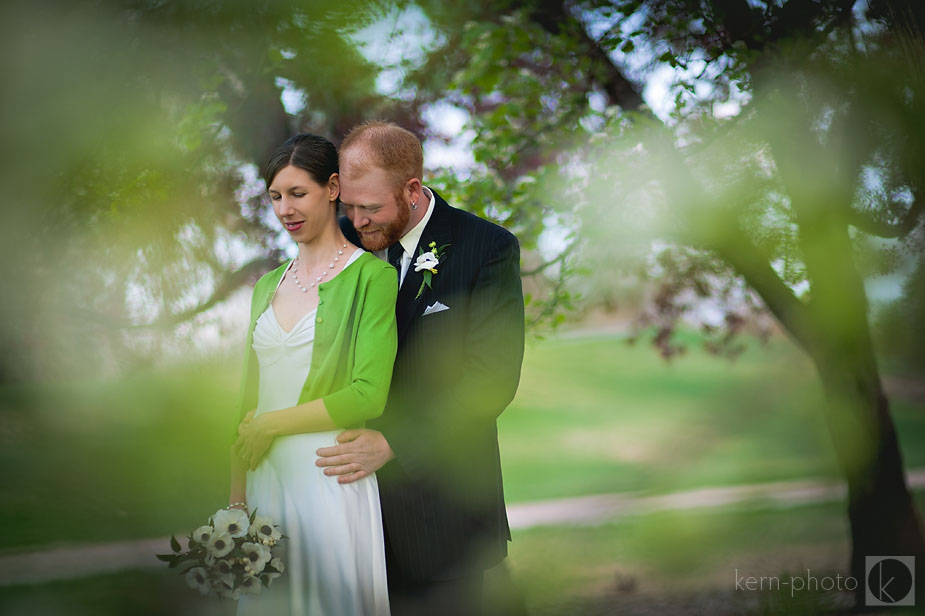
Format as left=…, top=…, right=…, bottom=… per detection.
left=499, top=330, right=925, bottom=502
left=1, top=328, right=923, bottom=554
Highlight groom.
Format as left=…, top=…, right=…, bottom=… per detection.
left=315, top=121, right=526, bottom=615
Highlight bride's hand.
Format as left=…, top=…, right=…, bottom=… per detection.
left=234, top=411, right=273, bottom=471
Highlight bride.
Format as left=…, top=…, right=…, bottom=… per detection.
left=229, top=133, right=396, bottom=615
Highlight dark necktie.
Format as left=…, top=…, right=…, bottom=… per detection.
left=388, top=243, right=404, bottom=282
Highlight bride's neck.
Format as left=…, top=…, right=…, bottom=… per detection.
left=296, top=224, right=345, bottom=269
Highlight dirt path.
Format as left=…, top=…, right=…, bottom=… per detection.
left=3, top=469, right=925, bottom=587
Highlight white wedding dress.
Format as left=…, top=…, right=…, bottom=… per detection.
left=237, top=250, right=390, bottom=616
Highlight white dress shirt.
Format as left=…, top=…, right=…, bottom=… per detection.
left=375, top=186, right=436, bottom=288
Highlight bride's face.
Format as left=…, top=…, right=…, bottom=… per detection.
left=268, top=165, right=339, bottom=243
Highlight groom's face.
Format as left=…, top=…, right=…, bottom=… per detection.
left=340, top=165, right=411, bottom=252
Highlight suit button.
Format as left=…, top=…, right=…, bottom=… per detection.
left=316, top=316, right=323, bottom=323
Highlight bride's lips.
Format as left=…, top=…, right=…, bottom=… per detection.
left=284, top=221, right=304, bottom=232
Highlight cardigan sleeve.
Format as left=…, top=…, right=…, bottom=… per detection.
left=321, top=263, right=398, bottom=427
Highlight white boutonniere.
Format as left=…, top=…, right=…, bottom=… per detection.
left=414, top=240, right=449, bottom=299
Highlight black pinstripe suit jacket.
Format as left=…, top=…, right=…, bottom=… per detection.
left=340, top=189, right=525, bottom=582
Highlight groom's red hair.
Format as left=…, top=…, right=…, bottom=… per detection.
left=338, top=121, right=424, bottom=192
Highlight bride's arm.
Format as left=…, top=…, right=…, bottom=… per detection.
left=259, top=398, right=338, bottom=435
left=233, top=400, right=338, bottom=471
left=229, top=447, right=248, bottom=506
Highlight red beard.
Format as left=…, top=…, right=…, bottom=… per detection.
left=354, top=196, right=411, bottom=252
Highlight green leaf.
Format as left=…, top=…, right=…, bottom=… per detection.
left=176, top=561, right=196, bottom=574
left=155, top=554, right=175, bottom=562
left=170, top=534, right=181, bottom=553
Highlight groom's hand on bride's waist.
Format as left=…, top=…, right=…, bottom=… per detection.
left=315, top=428, right=395, bottom=484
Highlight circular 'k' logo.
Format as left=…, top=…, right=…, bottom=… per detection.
left=866, top=557, right=915, bottom=606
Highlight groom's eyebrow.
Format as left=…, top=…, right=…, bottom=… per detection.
left=342, top=200, right=382, bottom=209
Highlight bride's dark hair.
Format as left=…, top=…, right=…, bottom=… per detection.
left=264, top=133, right=338, bottom=188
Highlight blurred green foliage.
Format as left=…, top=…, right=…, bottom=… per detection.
left=0, top=0, right=402, bottom=381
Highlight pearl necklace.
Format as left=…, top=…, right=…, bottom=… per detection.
left=291, top=243, right=347, bottom=293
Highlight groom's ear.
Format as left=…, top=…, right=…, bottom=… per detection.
left=404, top=177, right=423, bottom=204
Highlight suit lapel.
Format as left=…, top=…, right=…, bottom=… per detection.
left=396, top=193, right=453, bottom=347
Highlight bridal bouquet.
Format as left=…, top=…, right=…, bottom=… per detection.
left=156, top=507, right=287, bottom=599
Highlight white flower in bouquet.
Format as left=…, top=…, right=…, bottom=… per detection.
left=266, top=556, right=285, bottom=581
left=212, top=508, right=249, bottom=538
left=191, top=525, right=212, bottom=544
left=214, top=557, right=235, bottom=577
left=185, top=567, right=211, bottom=595
left=249, top=514, right=283, bottom=544
left=213, top=564, right=235, bottom=591
left=241, top=541, right=272, bottom=575
left=207, top=531, right=234, bottom=558
left=238, top=574, right=263, bottom=596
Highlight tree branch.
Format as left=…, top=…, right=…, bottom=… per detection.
left=646, top=129, right=820, bottom=355
left=709, top=225, right=818, bottom=354
left=73, top=256, right=280, bottom=330
left=518, top=0, right=646, bottom=111
left=521, top=239, right=578, bottom=276
left=847, top=197, right=924, bottom=238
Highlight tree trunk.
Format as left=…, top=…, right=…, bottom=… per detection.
left=796, top=219, right=923, bottom=606
left=812, top=345, right=924, bottom=606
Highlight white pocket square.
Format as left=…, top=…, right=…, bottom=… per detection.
left=423, top=301, right=450, bottom=316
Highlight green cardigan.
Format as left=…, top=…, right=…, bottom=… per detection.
left=235, top=251, right=398, bottom=434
